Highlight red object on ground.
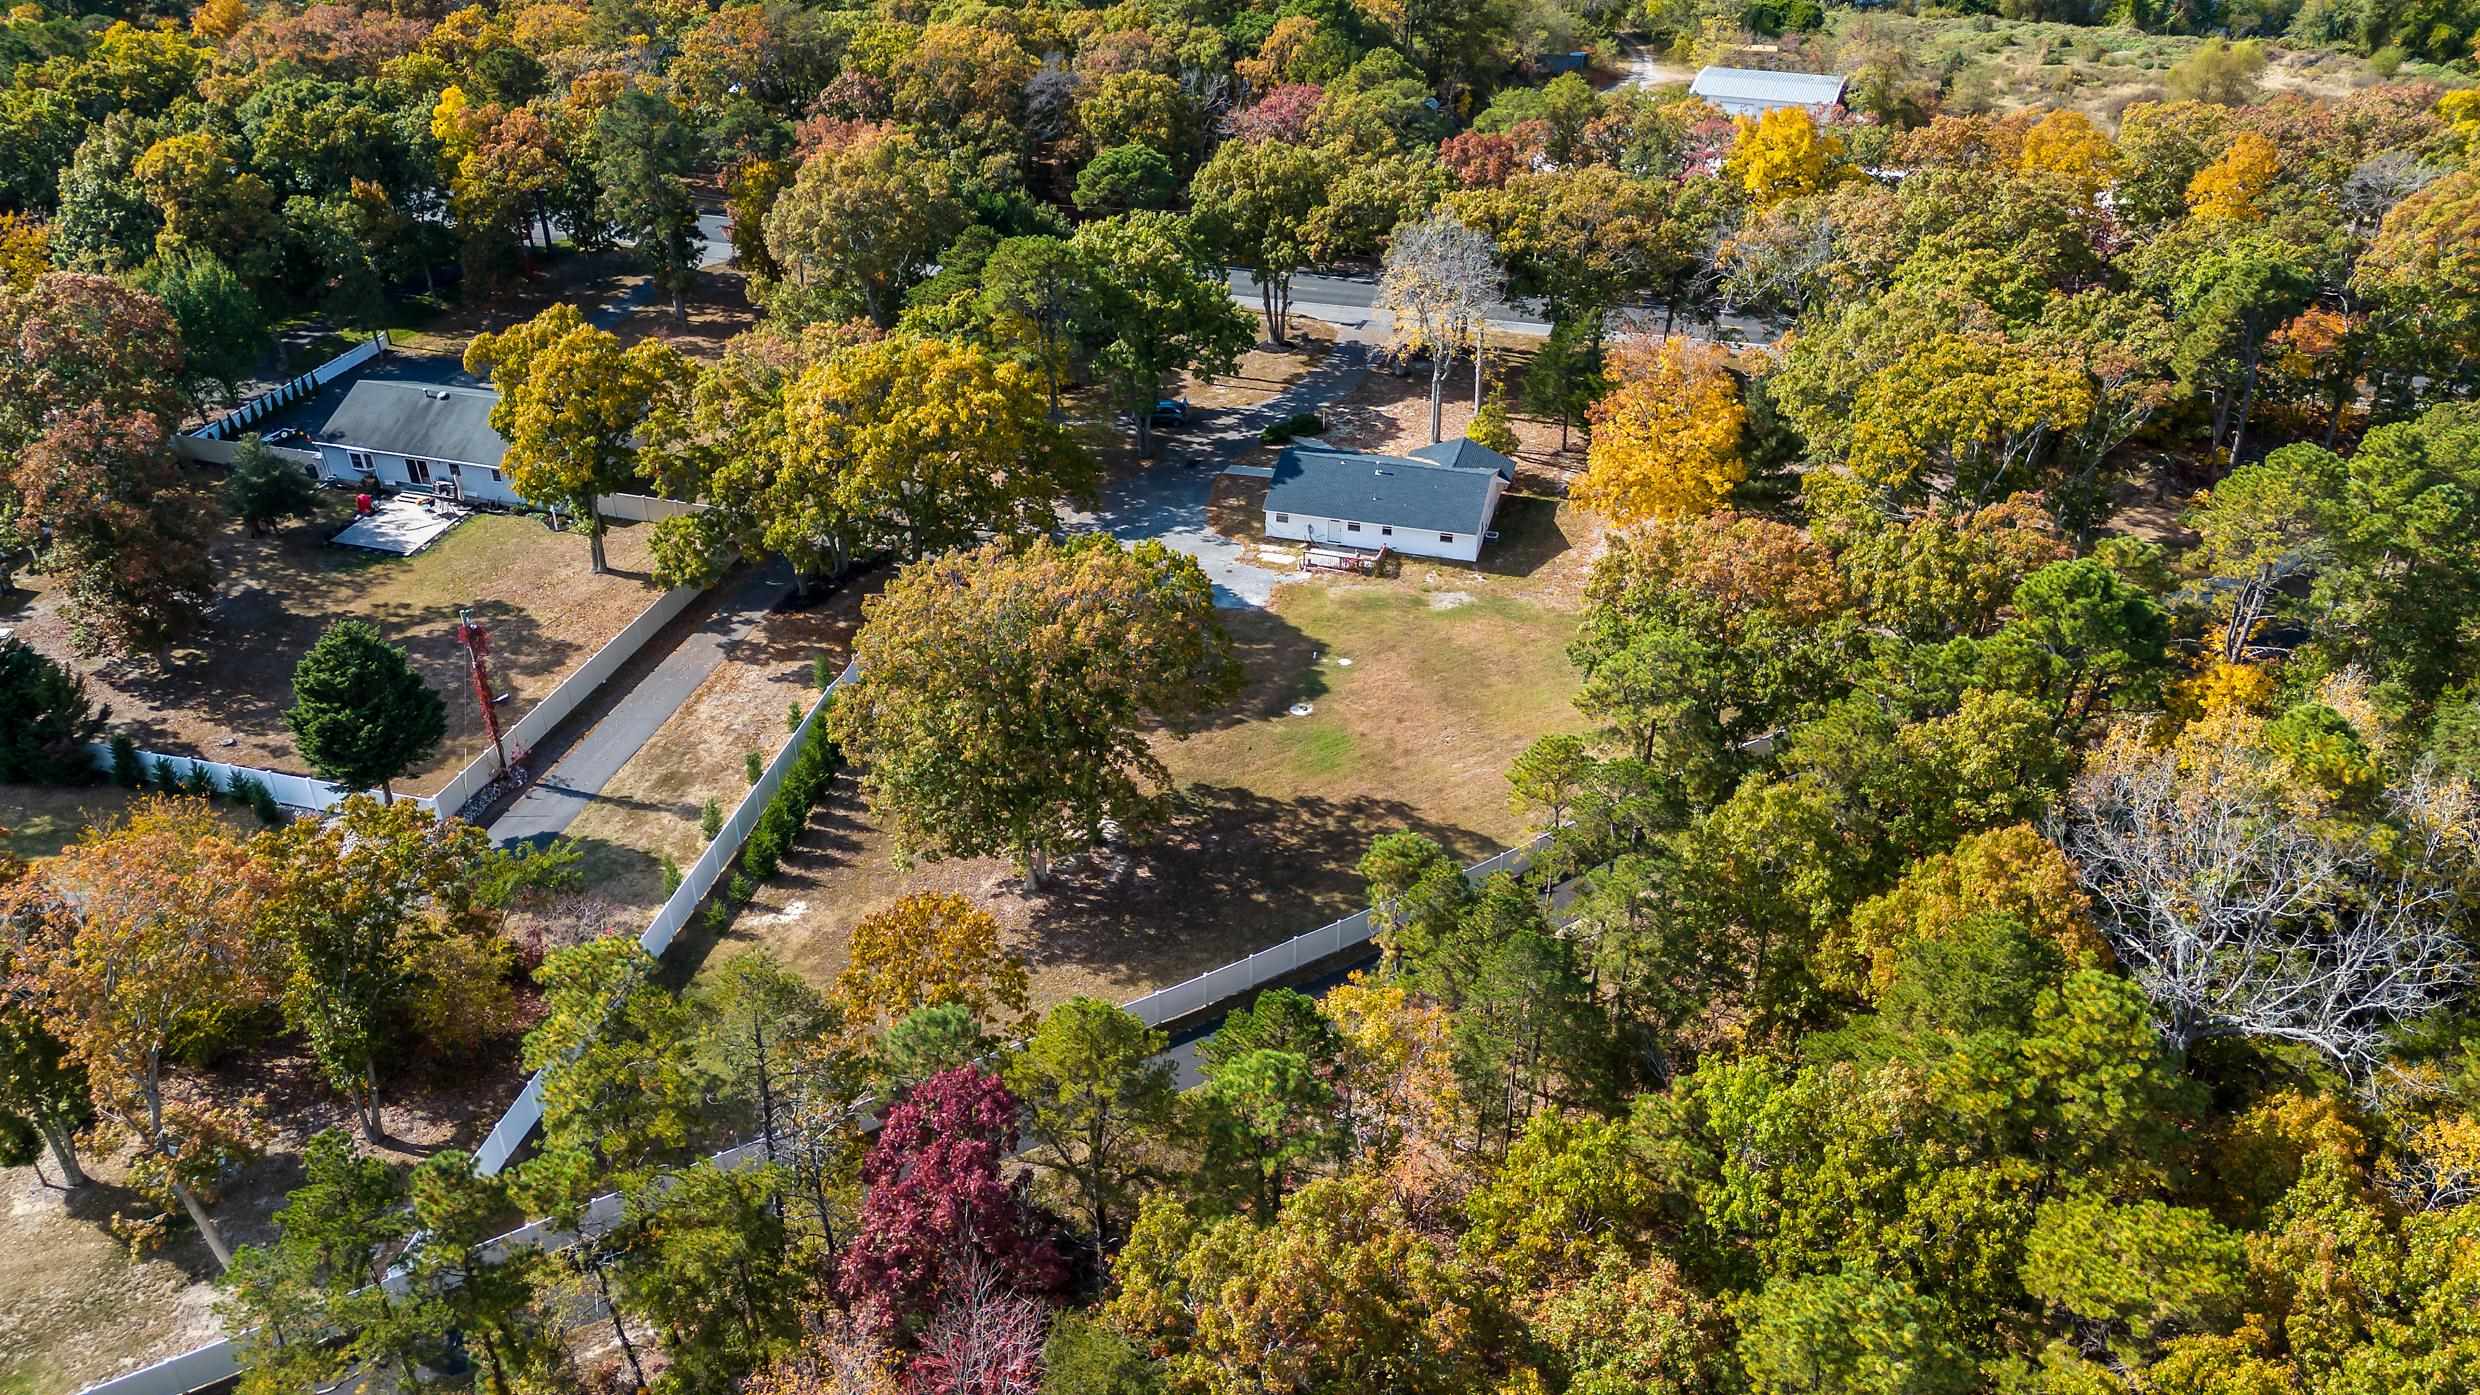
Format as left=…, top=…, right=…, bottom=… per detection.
left=457, top=611, right=510, bottom=776
left=356, top=492, right=374, bottom=516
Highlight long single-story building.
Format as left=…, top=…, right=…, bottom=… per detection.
left=312, top=380, right=524, bottom=507
left=1262, top=437, right=1515, bottom=564
left=1689, top=65, right=1848, bottom=119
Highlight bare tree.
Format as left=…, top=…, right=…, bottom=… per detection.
left=1378, top=214, right=1504, bottom=444
left=2058, top=751, right=2474, bottom=1077
left=911, top=1249, right=1047, bottom=1395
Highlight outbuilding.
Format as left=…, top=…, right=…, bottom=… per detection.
left=1689, top=65, right=1848, bottom=119
left=312, top=380, right=523, bottom=507
left=1262, top=438, right=1515, bottom=564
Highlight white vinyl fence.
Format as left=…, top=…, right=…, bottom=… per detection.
left=1118, top=832, right=1550, bottom=1027
left=75, top=789, right=1553, bottom=1395
left=468, top=657, right=859, bottom=1176
left=187, top=334, right=387, bottom=442
left=593, top=492, right=708, bottom=523
left=81, top=745, right=355, bottom=814
left=426, top=582, right=704, bottom=818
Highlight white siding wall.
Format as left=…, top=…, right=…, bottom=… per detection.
left=318, top=444, right=522, bottom=506
left=1264, top=509, right=1484, bottom=563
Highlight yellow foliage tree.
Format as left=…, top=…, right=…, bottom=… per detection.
left=833, top=892, right=1031, bottom=1029
left=1827, top=823, right=2110, bottom=998
left=2017, top=109, right=2115, bottom=200
left=1575, top=338, right=1747, bottom=525
left=2185, top=131, right=2279, bottom=223
left=0, top=213, right=48, bottom=291
left=189, top=0, right=247, bottom=43
left=1722, top=106, right=1845, bottom=209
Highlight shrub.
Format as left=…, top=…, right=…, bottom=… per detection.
left=109, top=733, right=143, bottom=789
left=230, top=774, right=286, bottom=826
left=184, top=760, right=222, bottom=801
left=660, top=855, right=683, bottom=896
left=0, top=639, right=107, bottom=784
left=814, top=653, right=837, bottom=689
left=700, top=797, right=724, bottom=841
left=1261, top=411, right=1325, bottom=445
left=150, top=757, right=183, bottom=793
left=745, top=750, right=764, bottom=785
left=728, top=871, right=756, bottom=904
left=1468, top=400, right=1519, bottom=455
left=787, top=700, right=803, bottom=733
left=703, top=901, right=732, bottom=933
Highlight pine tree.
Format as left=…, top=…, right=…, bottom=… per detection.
left=285, top=619, right=446, bottom=802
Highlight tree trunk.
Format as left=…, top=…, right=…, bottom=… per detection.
left=1473, top=330, right=1485, bottom=412
left=380, top=778, right=395, bottom=805
left=1428, top=362, right=1446, bottom=444
left=172, top=1175, right=234, bottom=1269
left=38, top=1121, right=85, bottom=1187
left=2229, top=349, right=2264, bottom=466
left=1261, top=277, right=1284, bottom=347
left=591, top=1257, right=648, bottom=1391
left=358, top=1065, right=383, bottom=1142
left=586, top=495, right=609, bottom=573
left=673, top=286, right=686, bottom=323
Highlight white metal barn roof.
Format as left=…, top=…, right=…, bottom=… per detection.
left=1690, top=66, right=1848, bottom=115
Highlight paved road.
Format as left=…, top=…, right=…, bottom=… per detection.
left=1062, top=341, right=1372, bottom=608
left=486, top=562, right=792, bottom=847
left=1230, top=268, right=1781, bottom=346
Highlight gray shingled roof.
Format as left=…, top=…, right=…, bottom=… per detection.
left=1689, top=66, right=1847, bottom=107
left=1265, top=444, right=1499, bottom=535
left=1409, top=437, right=1518, bottom=481
left=316, top=381, right=507, bottom=467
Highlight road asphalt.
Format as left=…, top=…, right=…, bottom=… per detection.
left=1227, top=268, right=1782, bottom=346
left=486, top=561, right=793, bottom=847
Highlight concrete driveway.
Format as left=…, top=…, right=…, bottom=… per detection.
left=1063, top=341, right=1372, bottom=608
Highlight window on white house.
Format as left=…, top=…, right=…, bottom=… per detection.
left=348, top=450, right=371, bottom=470
left=1381, top=526, right=1393, bottom=536
left=1274, top=513, right=1289, bottom=523
left=1346, top=522, right=1361, bottom=532
left=447, top=461, right=462, bottom=478
left=486, top=467, right=501, bottom=481
left=406, top=458, right=432, bottom=484
left=1439, top=533, right=1456, bottom=542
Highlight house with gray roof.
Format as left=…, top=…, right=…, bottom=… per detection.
left=1689, top=65, right=1847, bottom=119
left=1263, top=437, right=1516, bottom=563
left=312, top=380, right=522, bottom=506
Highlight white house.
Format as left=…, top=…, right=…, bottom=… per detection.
left=1262, top=438, right=1515, bottom=564
left=1689, top=65, right=1847, bottom=119
left=312, top=380, right=524, bottom=507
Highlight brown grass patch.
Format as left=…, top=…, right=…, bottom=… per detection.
left=680, top=578, right=1587, bottom=1009
left=1, top=507, right=663, bottom=795
left=562, top=579, right=878, bottom=919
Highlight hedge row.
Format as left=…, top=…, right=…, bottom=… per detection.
left=736, top=704, right=840, bottom=885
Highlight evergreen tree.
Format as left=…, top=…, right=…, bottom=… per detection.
left=285, top=619, right=446, bottom=802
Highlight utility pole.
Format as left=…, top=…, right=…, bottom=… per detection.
left=456, top=608, right=510, bottom=774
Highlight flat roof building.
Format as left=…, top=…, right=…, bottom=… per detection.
left=1690, top=65, right=1848, bottom=118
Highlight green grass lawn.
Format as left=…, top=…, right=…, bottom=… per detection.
left=1161, top=579, right=1589, bottom=851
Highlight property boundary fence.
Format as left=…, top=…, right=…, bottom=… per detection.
left=187, top=334, right=388, bottom=443
left=72, top=699, right=1554, bottom=1395
left=593, top=492, right=707, bottom=523
left=466, top=657, right=858, bottom=1176
left=78, top=745, right=355, bottom=814
left=1117, top=833, right=1548, bottom=1026
left=79, top=584, right=705, bottom=821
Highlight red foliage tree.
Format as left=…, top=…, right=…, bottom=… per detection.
left=1439, top=131, right=1520, bottom=189
left=840, top=1067, right=1064, bottom=1344
left=1224, top=84, right=1322, bottom=145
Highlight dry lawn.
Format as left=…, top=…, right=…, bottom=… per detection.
left=0, top=1038, right=522, bottom=1395
left=0, top=784, right=245, bottom=864
left=1174, top=323, right=1338, bottom=410
left=561, top=581, right=876, bottom=920
left=2, top=509, right=662, bottom=796
left=1322, top=345, right=1583, bottom=494
left=679, top=577, right=1588, bottom=1009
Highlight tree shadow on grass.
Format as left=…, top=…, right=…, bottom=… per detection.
left=1184, top=605, right=1328, bottom=733
left=1012, top=781, right=1497, bottom=990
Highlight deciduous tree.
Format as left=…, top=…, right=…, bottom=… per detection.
left=827, top=537, right=1242, bottom=883
left=465, top=303, right=692, bottom=572
left=253, top=794, right=512, bottom=1139
left=19, top=797, right=266, bottom=1265
left=1577, top=338, right=1746, bottom=525
left=764, top=126, right=963, bottom=329
left=1189, top=138, right=1333, bottom=346
left=835, top=893, right=1030, bottom=1029
left=1067, top=213, right=1253, bottom=457
left=1377, top=213, right=1502, bottom=443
